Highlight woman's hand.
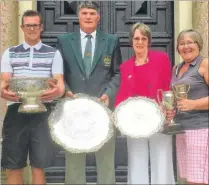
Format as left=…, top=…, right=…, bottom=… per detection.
left=165, top=109, right=176, bottom=125
left=177, top=99, right=196, bottom=112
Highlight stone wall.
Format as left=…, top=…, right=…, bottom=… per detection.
left=193, top=1, right=209, bottom=57
left=0, top=0, right=18, bottom=183
left=0, top=0, right=18, bottom=126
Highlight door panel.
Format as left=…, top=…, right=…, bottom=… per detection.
left=38, top=1, right=174, bottom=183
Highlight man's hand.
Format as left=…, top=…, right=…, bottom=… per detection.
left=40, top=80, right=61, bottom=101
left=99, top=94, right=109, bottom=106
left=65, top=91, right=75, bottom=98
left=1, top=84, right=20, bottom=102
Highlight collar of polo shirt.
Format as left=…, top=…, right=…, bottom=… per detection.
left=23, top=41, right=42, bottom=50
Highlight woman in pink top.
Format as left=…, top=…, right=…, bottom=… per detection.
left=115, top=23, right=175, bottom=184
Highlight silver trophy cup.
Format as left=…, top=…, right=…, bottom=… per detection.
left=8, top=77, right=56, bottom=113
left=157, top=89, right=185, bottom=135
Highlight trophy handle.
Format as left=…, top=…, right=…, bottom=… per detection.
left=187, top=84, right=191, bottom=93
left=157, top=89, right=163, bottom=107
left=172, top=86, right=178, bottom=100
left=172, top=86, right=176, bottom=94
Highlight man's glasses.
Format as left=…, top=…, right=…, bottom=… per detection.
left=179, top=41, right=196, bottom=47
left=22, top=24, right=41, bottom=30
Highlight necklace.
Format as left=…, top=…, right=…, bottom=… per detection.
left=135, top=58, right=149, bottom=66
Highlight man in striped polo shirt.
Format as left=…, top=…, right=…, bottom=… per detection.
left=0, top=10, right=64, bottom=184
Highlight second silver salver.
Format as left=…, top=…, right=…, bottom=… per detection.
left=48, top=93, right=114, bottom=153
left=113, top=96, right=165, bottom=138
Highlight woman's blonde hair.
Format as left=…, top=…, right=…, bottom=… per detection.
left=176, top=29, right=203, bottom=52
left=129, top=23, right=152, bottom=46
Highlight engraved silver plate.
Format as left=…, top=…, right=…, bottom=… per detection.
left=49, top=93, right=114, bottom=153
left=113, top=96, right=165, bottom=138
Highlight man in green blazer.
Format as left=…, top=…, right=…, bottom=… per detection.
left=57, top=1, right=122, bottom=184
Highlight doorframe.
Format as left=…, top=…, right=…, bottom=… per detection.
left=18, top=0, right=192, bottom=66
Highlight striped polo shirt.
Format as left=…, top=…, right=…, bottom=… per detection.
left=1, top=41, right=63, bottom=77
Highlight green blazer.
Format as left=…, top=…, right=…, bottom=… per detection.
left=57, top=30, right=122, bottom=109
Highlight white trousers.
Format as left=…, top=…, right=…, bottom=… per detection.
left=127, top=133, right=175, bottom=184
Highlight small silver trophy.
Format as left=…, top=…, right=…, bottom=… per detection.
left=8, top=77, right=56, bottom=113
left=157, top=89, right=185, bottom=135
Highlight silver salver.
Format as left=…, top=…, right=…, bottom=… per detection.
left=48, top=93, right=114, bottom=153
left=113, top=96, right=165, bottom=138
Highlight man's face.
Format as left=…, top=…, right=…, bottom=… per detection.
left=21, top=16, right=43, bottom=45
left=78, top=8, right=100, bottom=33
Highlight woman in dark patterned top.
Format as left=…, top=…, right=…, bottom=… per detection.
left=168, top=29, right=208, bottom=185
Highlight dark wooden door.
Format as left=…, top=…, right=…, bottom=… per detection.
left=37, top=1, right=174, bottom=183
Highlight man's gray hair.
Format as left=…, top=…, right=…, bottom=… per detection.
left=77, top=1, right=99, bottom=12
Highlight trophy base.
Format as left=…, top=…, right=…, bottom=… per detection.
left=18, top=103, right=47, bottom=113
left=162, top=124, right=185, bottom=135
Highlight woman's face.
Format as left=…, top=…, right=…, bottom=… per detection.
left=132, top=29, right=149, bottom=54
left=178, top=35, right=199, bottom=63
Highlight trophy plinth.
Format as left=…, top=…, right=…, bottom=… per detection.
left=162, top=122, right=185, bottom=135
left=157, top=89, right=185, bottom=135
left=8, top=77, right=56, bottom=113
left=18, top=96, right=47, bottom=113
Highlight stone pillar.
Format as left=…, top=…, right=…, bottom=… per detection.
left=0, top=0, right=19, bottom=184
left=193, top=1, right=209, bottom=58
left=0, top=1, right=18, bottom=116
left=174, top=2, right=193, bottom=184
left=174, top=1, right=193, bottom=65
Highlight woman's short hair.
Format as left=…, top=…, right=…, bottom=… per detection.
left=77, top=1, right=99, bottom=13
left=176, top=29, right=203, bottom=52
left=129, top=23, right=152, bottom=46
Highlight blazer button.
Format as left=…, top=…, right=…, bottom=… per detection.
left=148, top=84, right=152, bottom=88
left=82, top=78, right=85, bottom=81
